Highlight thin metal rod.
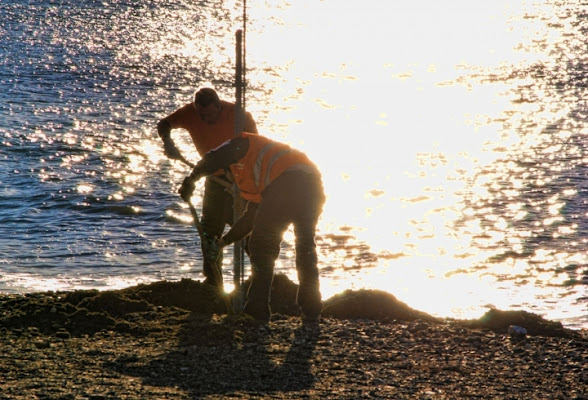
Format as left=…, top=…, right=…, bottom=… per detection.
left=240, top=0, right=247, bottom=288
left=233, top=29, right=245, bottom=311
left=243, top=0, right=247, bottom=113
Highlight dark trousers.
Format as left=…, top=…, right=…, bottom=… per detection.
left=200, top=176, right=233, bottom=283
left=245, top=170, right=326, bottom=319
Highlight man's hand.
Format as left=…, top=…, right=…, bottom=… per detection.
left=163, top=138, right=183, bottom=161
left=178, top=176, right=195, bottom=202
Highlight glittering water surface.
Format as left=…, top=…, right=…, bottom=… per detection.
left=1, top=0, right=586, bottom=328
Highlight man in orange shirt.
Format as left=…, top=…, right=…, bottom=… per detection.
left=157, top=88, right=258, bottom=289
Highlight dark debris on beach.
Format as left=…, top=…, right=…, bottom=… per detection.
left=1, top=274, right=586, bottom=399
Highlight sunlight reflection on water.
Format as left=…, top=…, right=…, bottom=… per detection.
left=236, top=0, right=587, bottom=326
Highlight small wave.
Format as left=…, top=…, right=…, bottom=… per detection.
left=69, top=203, right=138, bottom=217
left=107, top=205, right=142, bottom=216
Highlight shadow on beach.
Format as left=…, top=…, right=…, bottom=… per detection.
left=117, top=316, right=321, bottom=397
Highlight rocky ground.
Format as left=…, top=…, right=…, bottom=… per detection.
left=1, top=274, right=586, bottom=399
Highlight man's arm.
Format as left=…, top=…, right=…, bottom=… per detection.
left=157, top=118, right=184, bottom=161
left=157, top=119, right=172, bottom=140
left=179, top=137, right=249, bottom=202
left=189, top=136, right=249, bottom=180
left=244, top=111, right=258, bottom=134
left=218, top=202, right=257, bottom=246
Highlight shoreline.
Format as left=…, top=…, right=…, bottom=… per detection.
left=1, top=275, right=586, bottom=399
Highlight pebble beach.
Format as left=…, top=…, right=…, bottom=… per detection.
left=1, top=275, right=586, bottom=399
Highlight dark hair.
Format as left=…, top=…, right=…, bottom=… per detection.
left=194, top=88, right=220, bottom=107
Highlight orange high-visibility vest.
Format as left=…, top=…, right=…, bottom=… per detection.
left=229, top=133, right=319, bottom=203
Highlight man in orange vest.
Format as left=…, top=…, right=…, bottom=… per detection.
left=179, top=132, right=326, bottom=323
left=157, top=88, right=258, bottom=289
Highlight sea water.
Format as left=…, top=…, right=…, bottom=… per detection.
left=1, top=0, right=586, bottom=329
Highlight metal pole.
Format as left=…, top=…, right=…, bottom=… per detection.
left=241, top=0, right=247, bottom=290
left=241, top=0, right=247, bottom=291
left=233, top=29, right=244, bottom=312
left=243, top=0, right=247, bottom=113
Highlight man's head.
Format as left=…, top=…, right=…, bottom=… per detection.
left=194, top=88, right=221, bottom=124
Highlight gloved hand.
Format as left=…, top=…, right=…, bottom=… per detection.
left=178, top=176, right=195, bottom=202
left=162, top=138, right=183, bottom=160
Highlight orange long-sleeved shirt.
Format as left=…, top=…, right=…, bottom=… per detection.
left=163, top=100, right=257, bottom=156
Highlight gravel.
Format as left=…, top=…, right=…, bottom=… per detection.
left=1, top=275, right=586, bottom=399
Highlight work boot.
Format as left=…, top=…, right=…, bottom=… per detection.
left=203, top=276, right=223, bottom=290
left=243, top=301, right=271, bottom=323
left=297, top=283, right=322, bottom=322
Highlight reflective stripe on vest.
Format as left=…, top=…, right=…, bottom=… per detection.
left=254, top=145, right=292, bottom=191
